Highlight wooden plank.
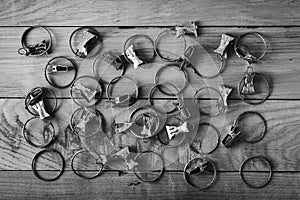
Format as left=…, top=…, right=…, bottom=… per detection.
left=1, top=98, right=300, bottom=171
left=0, top=0, right=300, bottom=26
left=0, top=27, right=300, bottom=99
left=0, top=171, right=298, bottom=200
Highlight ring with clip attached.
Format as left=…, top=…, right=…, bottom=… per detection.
left=69, top=27, right=101, bottom=58
left=93, top=52, right=126, bottom=84
left=31, top=149, right=65, bottom=182
left=184, top=157, right=217, bottom=190
left=18, top=26, right=52, bottom=57
left=123, top=34, right=155, bottom=69
left=133, top=151, right=164, bottom=182
left=106, top=75, right=139, bottom=108
left=22, top=117, right=55, bottom=148
left=70, top=76, right=103, bottom=107
left=45, top=56, right=78, bottom=89
left=154, top=63, right=189, bottom=96
left=239, top=156, right=273, bottom=188
left=222, top=111, right=267, bottom=148
left=25, top=87, right=57, bottom=119
left=71, top=149, right=104, bottom=179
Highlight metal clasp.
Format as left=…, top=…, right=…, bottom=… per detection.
left=186, top=160, right=210, bottom=175
left=214, top=34, right=234, bottom=61
left=175, top=21, right=198, bottom=38
left=76, top=107, right=97, bottom=132
left=18, top=40, right=49, bottom=56
left=73, top=83, right=97, bottom=103
left=241, top=66, right=256, bottom=95
left=166, top=121, right=190, bottom=141
left=125, top=44, right=144, bottom=69
left=46, top=64, right=74, bottom=74
left=180, top=46, right=194, bottom=70
left=222, top=124, right=241, bottom=147
left=107, top=93, right=131, bottom=107
left=218, top=85, right=232, bottom=113
left=27, top=88, right=50, bottom=119
left=173, top=99, right=191, bottom=119
left=103, top=52, right=123, bottom=70
left=76, top=30, right=98, bottom=57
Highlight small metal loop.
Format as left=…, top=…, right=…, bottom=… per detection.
left=234, top=111, right=267, bottom=143
left=31, top=149, right=65, bottom=181
left=154, top=63, right=189, bottom=96
left=18, top=26, right=52, bottom=57
left=92, top=52, right=126, bottom=84
left=24, top=87, right=57, bottom=118
left=22, top=117, right=55, bottom=148
left=184, top=157, right=217, bottom=190
left=106, top=75, right=139, bottom=108
left=239, top=156, right=273, bottom=188
left=133, top=151, right=164, bottom=182
left=45, top=56, right=78, bottom=89
left=154, top=29, right=187, bottom=62
left=234, top=32, right=267, bottom=64
left=71, top=149, right=104, bottom=179
left=238, top=72, right=271, bottom=105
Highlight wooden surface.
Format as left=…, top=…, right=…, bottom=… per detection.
left=0, top=0, right=299, bottom=199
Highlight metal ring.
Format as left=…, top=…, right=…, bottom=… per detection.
left=239, top=156, right=272, bottom=188
left=133, top=151, right=164, bottom=182
left=44, top=56, right=78, bottom=89
left=70, top=75, right=103, bottom=107
left=69, top=27, right=101, bottom=58
left=25, top=87, right=57, bottom=117
left=154, top=63, right=189, bottom=96
left=154, top=29, right=186, bottom=62
left=128, top=106, right=161, bottom=139
left=238, top=72, right=271, bottom=105
left=106, top=75, right=139, bottom=108
left=31, top=149, right=65, bottom=181
left=71, top=149, right=104, bottom=179
left=22, top=117, right=55, bottom=148
left=234, top=32, right=267, bottom=63
left=18, top=26, right=52, bottom=57
left=193, top=87, right=224, bottom=117
left=92, top=53, right=125, bottom=84
left=69, top=107, right=105, bottom=138
left=184, top=157, right=217, bottom=190
left=190, top=122, right=219, bottom=154
left=234, top=111, right=267, bottom=143
left=148, top=82, right=181, bottom=114
left=123, top=34, right=155, bottom=65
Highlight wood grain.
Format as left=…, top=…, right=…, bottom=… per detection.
left=0, top=171, right=298, bottom=200
left=0, top=0, right=300, bottom=26
left=0, top=99, right=299, bottom=171
left=0, top=27, right=300, bottom=98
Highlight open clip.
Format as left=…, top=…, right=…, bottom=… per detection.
left=175, top=21, right=198, bottom=38
left=18, top=40, right=49, bottom=56
left=73, top=83, right=97, bottom=103
left=125, top=44, right=143, bottom=69
left=46, top=64, right=74, bottom=74
left=241, top=66, right=256, bottom=95
left=76, top=30, right=98, bottom=57
left=166, top=121, right=189, bottom=141
left=27, top=88, right=50, bottom=119
left=214, top=34, right=234, bottom=61
left=222, top=124, right=241, bottom=148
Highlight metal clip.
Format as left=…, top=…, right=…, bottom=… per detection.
left=73, top=83, right=97, bottom=103
left=28, top=88, right=50, bottom=119
left=218, top=85, right=232, bottom=112
left=236, top=46, right=257, bottom=63
left=186, top=160, right=210, bottom=175
left=125, top=44, right=144, bottom=68
left=46, top=64, right=74, bottom=74
left=214, top=34, right=234, bottom=60
left=166, top=121, right=189, bottom=141
left=173, top=100, right=191, bottom=119
left=107, top=93, right=131, bottom=107
left=175, top=21, right=198, bottom=38
left=18, top=40, right=48, bottom=56
left=180, top=46, right=194, bottom=70
left=241, top=67, right=256, bottom=95
left=76, top=30, right=98, bottom=57
left=222, top=124, right=241, bottom=148
left=76, top=107, right=97, bottom=132
left=103, top=52, right=123, bottom=70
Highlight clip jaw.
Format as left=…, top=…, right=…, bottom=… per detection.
left=18, top=40, right=49, bottom=56
left=76, top=30, right=98, bottom=57
left=214, top=34, right=234, bottom=60
left=166, top=121, right=190, bottom=141
left=222, top=124, right=241, bottom=148
left=73, top=83, right=97, bottom=103
left=175, top=21, right=198, bottom=38
left=27, top=88, right=50, bottom=119
left=241, top=67, right=256, bottom=95
left=125, top=44, right=144, bottom=68
left=46, top=64, right=74, bottom=74
left=218, top=85, right=233, bottom=112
